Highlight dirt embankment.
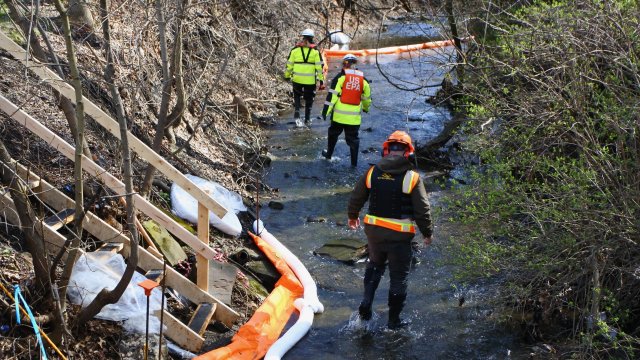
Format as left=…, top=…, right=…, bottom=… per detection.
left=0, top=0, right=409, bottom=358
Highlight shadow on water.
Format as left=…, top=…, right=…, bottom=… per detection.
left=258, top=32, right=528, bottom=359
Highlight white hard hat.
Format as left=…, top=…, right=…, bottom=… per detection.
left=343, top=54, right=358, bottom=62
left=300, top=28, right=315, bottom=37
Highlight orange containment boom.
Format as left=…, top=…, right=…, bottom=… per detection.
left=322, top=39, right=454, bottom=57
left=195, top=232, right=303, bottom=360
left=320, top=37, right=473, bottom=74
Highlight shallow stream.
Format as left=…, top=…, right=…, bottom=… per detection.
left=257, top=30, right=528, bottom=359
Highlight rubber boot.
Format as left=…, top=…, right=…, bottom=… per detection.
left=358, top=265, right=384, bottom=321
left=304, top=107, right=312, bottom=125
left=349, top=145, right=359, bottom=167
left=293, top=94, right=301, bottom=120
left=323, top=132, right=339, bottom=159
left=388, top=293, right=410, bottom=329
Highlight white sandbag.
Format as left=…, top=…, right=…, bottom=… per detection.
left=171, top=174, right=246, bottom=236
left=67, top=252, right=164, bottom=334
left=330, top=31, right=351, bottom=45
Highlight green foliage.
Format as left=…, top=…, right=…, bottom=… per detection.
left=447, top=0, right=640, bottom=353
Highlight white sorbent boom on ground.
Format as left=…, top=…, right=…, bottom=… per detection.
left=253, top=220, right=323, bottom=360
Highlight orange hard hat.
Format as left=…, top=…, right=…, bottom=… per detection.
left=382, top=130, right=415, bottom=157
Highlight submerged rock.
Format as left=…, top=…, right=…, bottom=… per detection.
left=268, top=201, right=284, bottom=210
left=314, top=238, right=368, bottom=264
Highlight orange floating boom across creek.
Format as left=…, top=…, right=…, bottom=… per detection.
left=323, top=39, right=456, bottom=57
left=195, top=232, right=303, bottom=360
left=321, top=37, right=472, bottom=75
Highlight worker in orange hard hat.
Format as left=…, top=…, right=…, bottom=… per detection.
left=347, top=130, right=433, bottom=329
left=284, top=28, right=325, bottom=127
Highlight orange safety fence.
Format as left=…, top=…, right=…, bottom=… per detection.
left=195, top=232, right=303, bottom=360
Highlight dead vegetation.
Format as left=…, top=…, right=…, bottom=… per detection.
left=0, top=0, right=404, bottom=357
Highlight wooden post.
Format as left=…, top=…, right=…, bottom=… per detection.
left=197, top=202, right=209, bottom=290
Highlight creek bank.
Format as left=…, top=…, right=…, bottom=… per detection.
left=0, top=3, right=448, bottom=357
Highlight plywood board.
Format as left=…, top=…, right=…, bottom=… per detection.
left=142, top=220, right=187, bottom=266
left=208, top=261, right=237, bottom=306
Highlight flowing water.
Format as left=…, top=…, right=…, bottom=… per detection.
left=257, top=31, right=529, bottom=359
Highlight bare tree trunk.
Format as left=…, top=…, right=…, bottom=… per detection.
left=5, top=1, right=92, bottom=159
left=0, top=143, right=70, bottom=345
left=73, top=0, right=141, bottom=327
left=140, top=0, right=174, bottom=196
left=53, top=0, right=87, bottom=233
left=165, top=0, right=191, bottom=143
left=52, top=0, right=87, bottom=317
left=0, top=144, right=51, bottom=295
left=446, top=0, right=465, bottom=84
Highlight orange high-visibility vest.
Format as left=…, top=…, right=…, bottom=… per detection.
left=340, top=69, right=364, bottom=105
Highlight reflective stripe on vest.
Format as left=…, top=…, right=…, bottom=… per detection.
left=334, top=108, right=361, bottom=116
left=363, top=214, right=416, bottom=233
left=402, top=170, right=419, bottom=194
left=367, top=168, right=419, bottom=194
left=340, top=69, right=364, bottom=105
left=365, top=166, right=375, bottom=188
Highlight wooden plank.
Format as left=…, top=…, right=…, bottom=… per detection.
left=197, top=202, right=209, bottom=290
left=142, top=220, right=187, bottom=266
left=188, top=302, right=217, bottom=336
left=92, top=242, right=125, bottom=262
left=12, top=163, right=239, bottom=326
left=0, top=192, right=21, bottom=226
left=0, top=31, right=227, bottom=218
left=136, top=218, right=159, bottom=252
left=0, top=95, right=219, bottom=261
left=146, top=245, right=163, bottom=259
left=96, top=242, right=124, bottom=254
left=0, top=193, right=67, bottom=257
left=154, top=309, right=204, bottom=353
left=208, top=261, right=237, bottom=306
left=145, top=269, right=164, bottom=283
left=43, top=208, right=75, bottom=230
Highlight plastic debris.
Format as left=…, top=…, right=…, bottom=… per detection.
left=171, top=174, right=246, bottom=236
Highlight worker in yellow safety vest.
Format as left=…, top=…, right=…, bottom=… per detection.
left=284, top=28, right=325, bottom=126
left=321, top=54, right=371, bottom=167
left=347, top=131, right=433, bottom=329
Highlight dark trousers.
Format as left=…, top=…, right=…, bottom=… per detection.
left=325, top=121, right=360, bottom=166
left=292, top=83, right=316, bottom=121
left=364, top=225, right=414, bottom=296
